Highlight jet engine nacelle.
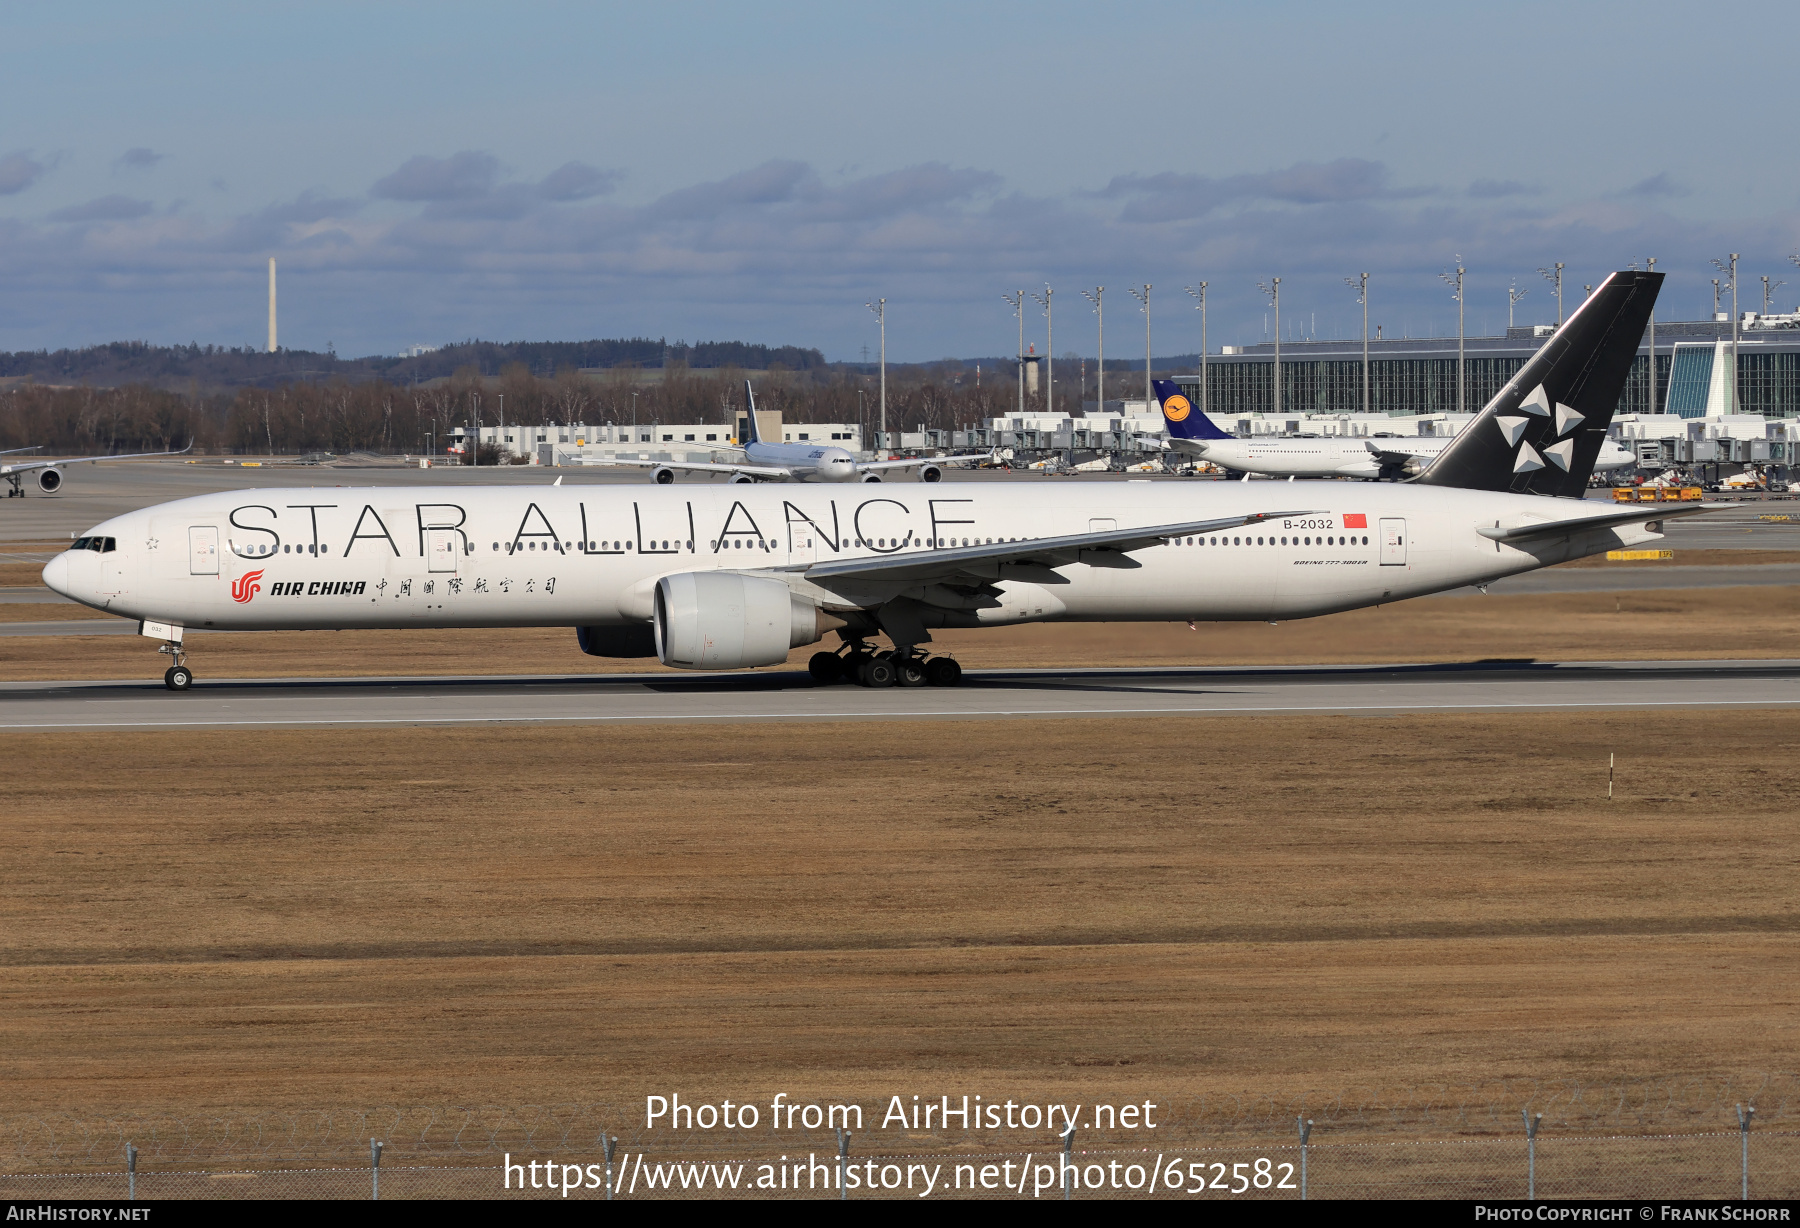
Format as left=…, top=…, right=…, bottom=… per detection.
left=729, top=472, right=756, bottom=484
left=576, top=624, right=658, bottom=657
left=649, top=466, right=676, bottom=484
left=654, top=571, right=834, bottom=670
left=859, top=472, right=883, bottom=483
left=919, top=464, right=942, bottom=483
left=37, top=467, right=62, bottom=493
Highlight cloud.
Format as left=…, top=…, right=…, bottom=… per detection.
left=537, top=161, right=619, bottom=201
left=649, top=159, right=812, bottom=220
left=0, top=151, right=53, bottom=196
left=1098, top=158, right=1410, bottom=223
left=1467, top=178, right=1537, bottom=199
left=1619, top=172, right=1688, bottom=199
left=371, top=151, right=502, bottom=201
left=48, top=194, right=153, bottom=222
left=807, top=163, right=1000, bottom=222
left=115, top=147, right=165, bottom=171
left=2, top=151, right=1794, bottom=361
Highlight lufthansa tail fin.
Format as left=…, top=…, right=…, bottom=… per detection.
left=1151, top=379, right=1233, bottom=441
left=1414, top=269, right=1661, bottom=498
left=741, top=379, right=761, bottom=445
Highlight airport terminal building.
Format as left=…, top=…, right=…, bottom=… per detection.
left=1166, top=316, right=1800, bottom=427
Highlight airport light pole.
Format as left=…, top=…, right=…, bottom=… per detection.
left=1538, top=262, right=1564, bottom=326
left=866, top=298, right=886, bottom=450
left=1645, top=257, right=1657, bottom=412
left=1508, top=282, right=1527, bottom=330
left=1082, top=287, right=1104, bottom=412
left=1002, top=290, right=1024, bottom=416
left=470, top=392, right=480, bottom=468
left=497, top=394, right=505, bottom=462
left=1344, top=274, right=1368, bottom=413
left=1440, top=260, right=1465, bottom=413
left=1186, top=282, right=1209, bottom=418
left=1713, top=254, right=1740, bottom=411
left=1762, top=275, right=1786, bottom=316
left=1257, top=278, right=1280, bottom=418
left=1127, top=284, right=1152, bottom=411
left=1030, top=286, right=1053, bottom=414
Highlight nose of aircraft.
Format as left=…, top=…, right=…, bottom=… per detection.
left=41, top=552, right=70, bottom=596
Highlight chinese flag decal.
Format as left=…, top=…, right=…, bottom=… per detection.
left=1343, top=514, right=1368, bottom=529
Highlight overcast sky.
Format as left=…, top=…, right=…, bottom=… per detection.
left=3, top=0, right=1797, bottom=361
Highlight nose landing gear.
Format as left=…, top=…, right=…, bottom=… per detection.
left=157, top=640, right=193, bottom=690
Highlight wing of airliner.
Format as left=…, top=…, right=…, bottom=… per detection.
left=789, top=508, right=1322, bottom=584
left=1363, top=440, right=1430, bottom=466
left=587, top=456, right=798, bottom=481
left=2, top=443, right=192, bottom=494
left=855, top=451, right=993, bottom=475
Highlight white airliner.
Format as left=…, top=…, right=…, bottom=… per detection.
left=590, top=383, right=990, bottom=484
left=1153, top=381, right=1636, bottom=479
left=3, top=443, right=193, bottom=497
left=44, top=270, right=1704, bottom=691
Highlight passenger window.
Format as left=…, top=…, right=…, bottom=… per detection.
left=320, top=544, right=328, bottom=554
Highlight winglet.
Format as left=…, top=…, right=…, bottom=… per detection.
left=1152, top=379, right=1233, bottom=441
left=742, top=379, right=761, bottom=445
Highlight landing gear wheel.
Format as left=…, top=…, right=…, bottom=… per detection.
left=896, top=657, right=928, bottom=687
left=857, top=656, right=896, bottom=688
left=925, top=657, right=962, bottom=688
left=164, top=665, right=193, bottom=691
left=807, top=651, right=843, bottom=684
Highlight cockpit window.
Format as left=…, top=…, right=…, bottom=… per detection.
left=101, top=538, right=116, bottom=553
left=71, top=537, right=90, bottom=551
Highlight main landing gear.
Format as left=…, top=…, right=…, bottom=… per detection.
left=807, top=643, right=963, bottom=688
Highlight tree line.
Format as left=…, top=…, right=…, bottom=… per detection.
left=0, top=357, right=1154, bottom=456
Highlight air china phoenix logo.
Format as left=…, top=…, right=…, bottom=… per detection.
left=231, top=569, right=264, bottom=603
left=1162, top=394, right=1191, bottom=422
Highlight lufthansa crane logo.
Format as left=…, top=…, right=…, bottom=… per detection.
left=1163, top=394, right=1191, bottom=422
left=230, top=569, right=264, bottom=603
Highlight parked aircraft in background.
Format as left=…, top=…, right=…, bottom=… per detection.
left=3, top=444, right=192, bottom=497
left=591, top=382, right=990, bottom=484
left=1153, top=380, right=1635, bottom=479
left=45, top=272, right=1703, bottom=694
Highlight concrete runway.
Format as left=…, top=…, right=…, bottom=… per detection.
left=4, top=659, right=1798, bottom=730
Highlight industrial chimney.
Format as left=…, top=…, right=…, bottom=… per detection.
left=267, top=258, right=277, bottom=353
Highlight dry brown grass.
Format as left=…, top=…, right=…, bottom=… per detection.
left=2, top=715, right=1797, bottom=1117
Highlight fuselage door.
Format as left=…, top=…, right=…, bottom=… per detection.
left=189, top=526, right=219, bottom=575
left=426, top=527, right=460, bottom=573
left=1379, top=517, right=1407, bottom=566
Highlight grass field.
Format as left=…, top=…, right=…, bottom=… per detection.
left=2, top=714, right=1796, bottom=1121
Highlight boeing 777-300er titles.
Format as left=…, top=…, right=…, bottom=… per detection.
left=589, top=383, right=991, bottom=484
left=1153, top=381, right=1636, bottom=480
left=3, top=443, right=192, bottom=497
left=46, top=270, right=1706, bottom=692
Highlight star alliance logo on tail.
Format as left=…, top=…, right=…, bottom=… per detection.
left=1497, top=384, right=1586, bottom=475
left=230, top=569, right=264, bottom=603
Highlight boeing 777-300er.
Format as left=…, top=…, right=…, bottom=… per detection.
left=1153, top=380, right=1635, bottom=480
left=3, top=443, right=192, bottom=497
left=590, top=383, right=990, bottom=484
left=45, top=270, right=1706, bottom=692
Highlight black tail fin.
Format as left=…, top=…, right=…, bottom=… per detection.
left=1415, top=269, right=1660, bottom=498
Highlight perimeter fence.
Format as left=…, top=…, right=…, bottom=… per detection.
left=4, top=1075, right=1798, bottom=1201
